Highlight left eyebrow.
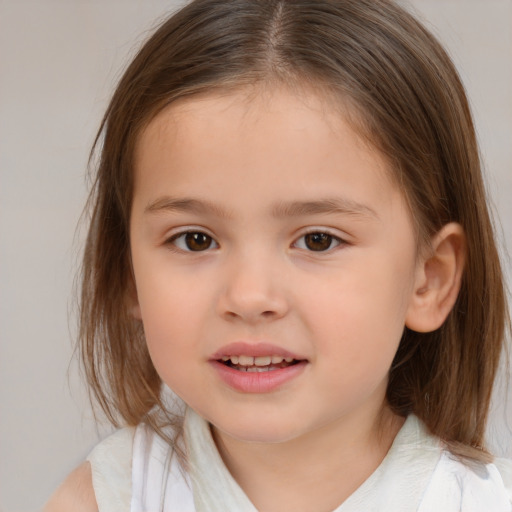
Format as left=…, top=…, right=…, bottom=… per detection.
left=271, top=198, right=379, bottom=220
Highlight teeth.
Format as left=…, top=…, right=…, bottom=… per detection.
left=238, top=355, right=254, bottom=366
left=221, top=354, right=296, bottom=366
left=254, top=356, right=272, bottom=366
left=246, top=366, right=272, bottom=372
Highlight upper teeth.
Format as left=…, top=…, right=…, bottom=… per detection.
left=221, top=355, right=294, bottom=366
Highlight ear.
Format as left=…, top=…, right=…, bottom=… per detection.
left=405, top=223, right=466, bottom=333
left=129, top=297, right=142, bottom=321
left=126, top=268, right=142, bottom=320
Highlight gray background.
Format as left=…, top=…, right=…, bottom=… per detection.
left=1, top=1, right=511, bottom=511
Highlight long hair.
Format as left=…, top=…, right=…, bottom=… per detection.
left=80, top=0, right=508, bottom=461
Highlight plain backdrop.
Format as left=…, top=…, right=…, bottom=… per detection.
left=0, top=1, right=511, bottom=511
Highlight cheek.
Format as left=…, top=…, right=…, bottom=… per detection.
left=302, top=254, right=414, bottom=357
left=134, top=271, right=209, bottom=374
left=140, top=292, right=210, bottom=402
left=135, top=255, right=211, bottom=332
left=303, top=269, right=409, bottom=406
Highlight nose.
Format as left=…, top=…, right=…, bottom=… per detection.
left=217, top=252, right=289, bottom=324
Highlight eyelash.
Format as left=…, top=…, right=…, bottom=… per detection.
left=165, top=229, right=346, bottom=253
left=293, top=230, right=344, bottom=252
left=166, top=231, right=219, bottom=252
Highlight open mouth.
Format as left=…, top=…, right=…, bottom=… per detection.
left=211, top=348, right=308, bottom=392
left=219, top=355, right=302, bottom=372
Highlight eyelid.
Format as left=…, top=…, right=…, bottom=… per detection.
left=164, top=225, right=216, bottom=240
left=292, top=228, right=349, bottom=251
left=164, top=227, right=219, bottom=252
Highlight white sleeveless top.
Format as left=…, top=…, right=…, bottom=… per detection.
left=87, top=409, right=512, bottom=511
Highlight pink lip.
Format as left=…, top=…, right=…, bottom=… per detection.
left=210, top=360, right=307, bottom=393
left=210, top=341, right=305, bottom=360
left=209, top=341, right=308, bottom=393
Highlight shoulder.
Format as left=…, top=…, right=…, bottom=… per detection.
left=43, top=461, right=97, bottom=512
left=495, top=457, right=512, bottom=500
left=46, top=427, right=136, bottom=512
left=87, top=425, right=135, bottom=467
left=87, top=427, right=135, bottom=511
left=420, top=452, right=512, bottom=511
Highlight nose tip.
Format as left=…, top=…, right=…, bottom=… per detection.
left=217, top=261, right=289, bottom=323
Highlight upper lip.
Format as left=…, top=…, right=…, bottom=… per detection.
left=210, top=341, right=306, bottom=361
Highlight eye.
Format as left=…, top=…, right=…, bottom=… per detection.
left=294, top=232, right=342, bottom=252
left=168, top=231, right=218, bottom=252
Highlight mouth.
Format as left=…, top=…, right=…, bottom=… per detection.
left=218, top=354, right=302, bottom=372
left=210, top=342, right=308, bottom=392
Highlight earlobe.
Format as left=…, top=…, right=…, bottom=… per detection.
left=405, top=223, right=466, bottom=333
left=127, top=288, right=142, bottom=320
left=130, top=301, right=142, bottom=320
left=126, top=270, right=142, bottom=320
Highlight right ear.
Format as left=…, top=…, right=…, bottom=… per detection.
left=126, top=269, right=142, bottom=320
left=130, top=300, right=142, bottom=320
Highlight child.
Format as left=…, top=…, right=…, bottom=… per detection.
left=46, top=0, right=511, bottom=510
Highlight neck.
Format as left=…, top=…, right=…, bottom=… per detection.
left=211, top=405, right=404, bottom=512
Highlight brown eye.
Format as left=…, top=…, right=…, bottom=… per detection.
left=171, top=232, right=218, bottom=251
left=296, top=232, right=341, bottom=252
left=184, top=232, right=214, bottom=251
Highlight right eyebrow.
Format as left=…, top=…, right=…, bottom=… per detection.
left=144, top=196, right=234, bottom=219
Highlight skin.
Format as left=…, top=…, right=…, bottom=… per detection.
left=129, top=87, right=426, bottom=511
left=45, top=86, right=465, bottom=511
left=43, top=462, right=96, bottom=512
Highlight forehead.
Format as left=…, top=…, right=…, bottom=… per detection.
left=132, top=86, right=403, bottom=220
left=136, top=86, right=390, bottom=173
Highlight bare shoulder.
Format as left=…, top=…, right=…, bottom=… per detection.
left=44, top=461, right=98, bottom=512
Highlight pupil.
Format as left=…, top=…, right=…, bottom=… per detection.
left=185, top=232, right=211, bottom=251
left=305, top=233, right=332, bottom=251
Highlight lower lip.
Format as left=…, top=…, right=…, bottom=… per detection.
left=210, top=360, right=307, bottom=393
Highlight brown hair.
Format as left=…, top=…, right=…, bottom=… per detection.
left=80, top=0, right=509, bottom=462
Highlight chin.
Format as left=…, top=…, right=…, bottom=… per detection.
left=211, top=415, right=307, bottom=445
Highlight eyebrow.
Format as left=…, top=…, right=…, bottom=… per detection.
left=145, top=196, right=378, bottom=220
left=271, top=198, right=379, bottom=220
left=145, top=197, right=234, bottom=218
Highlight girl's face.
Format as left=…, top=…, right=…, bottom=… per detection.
left=130, top=87, right=420, bottom=445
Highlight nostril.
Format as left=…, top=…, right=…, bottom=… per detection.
left=222, top=309, right=282, bottom=321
